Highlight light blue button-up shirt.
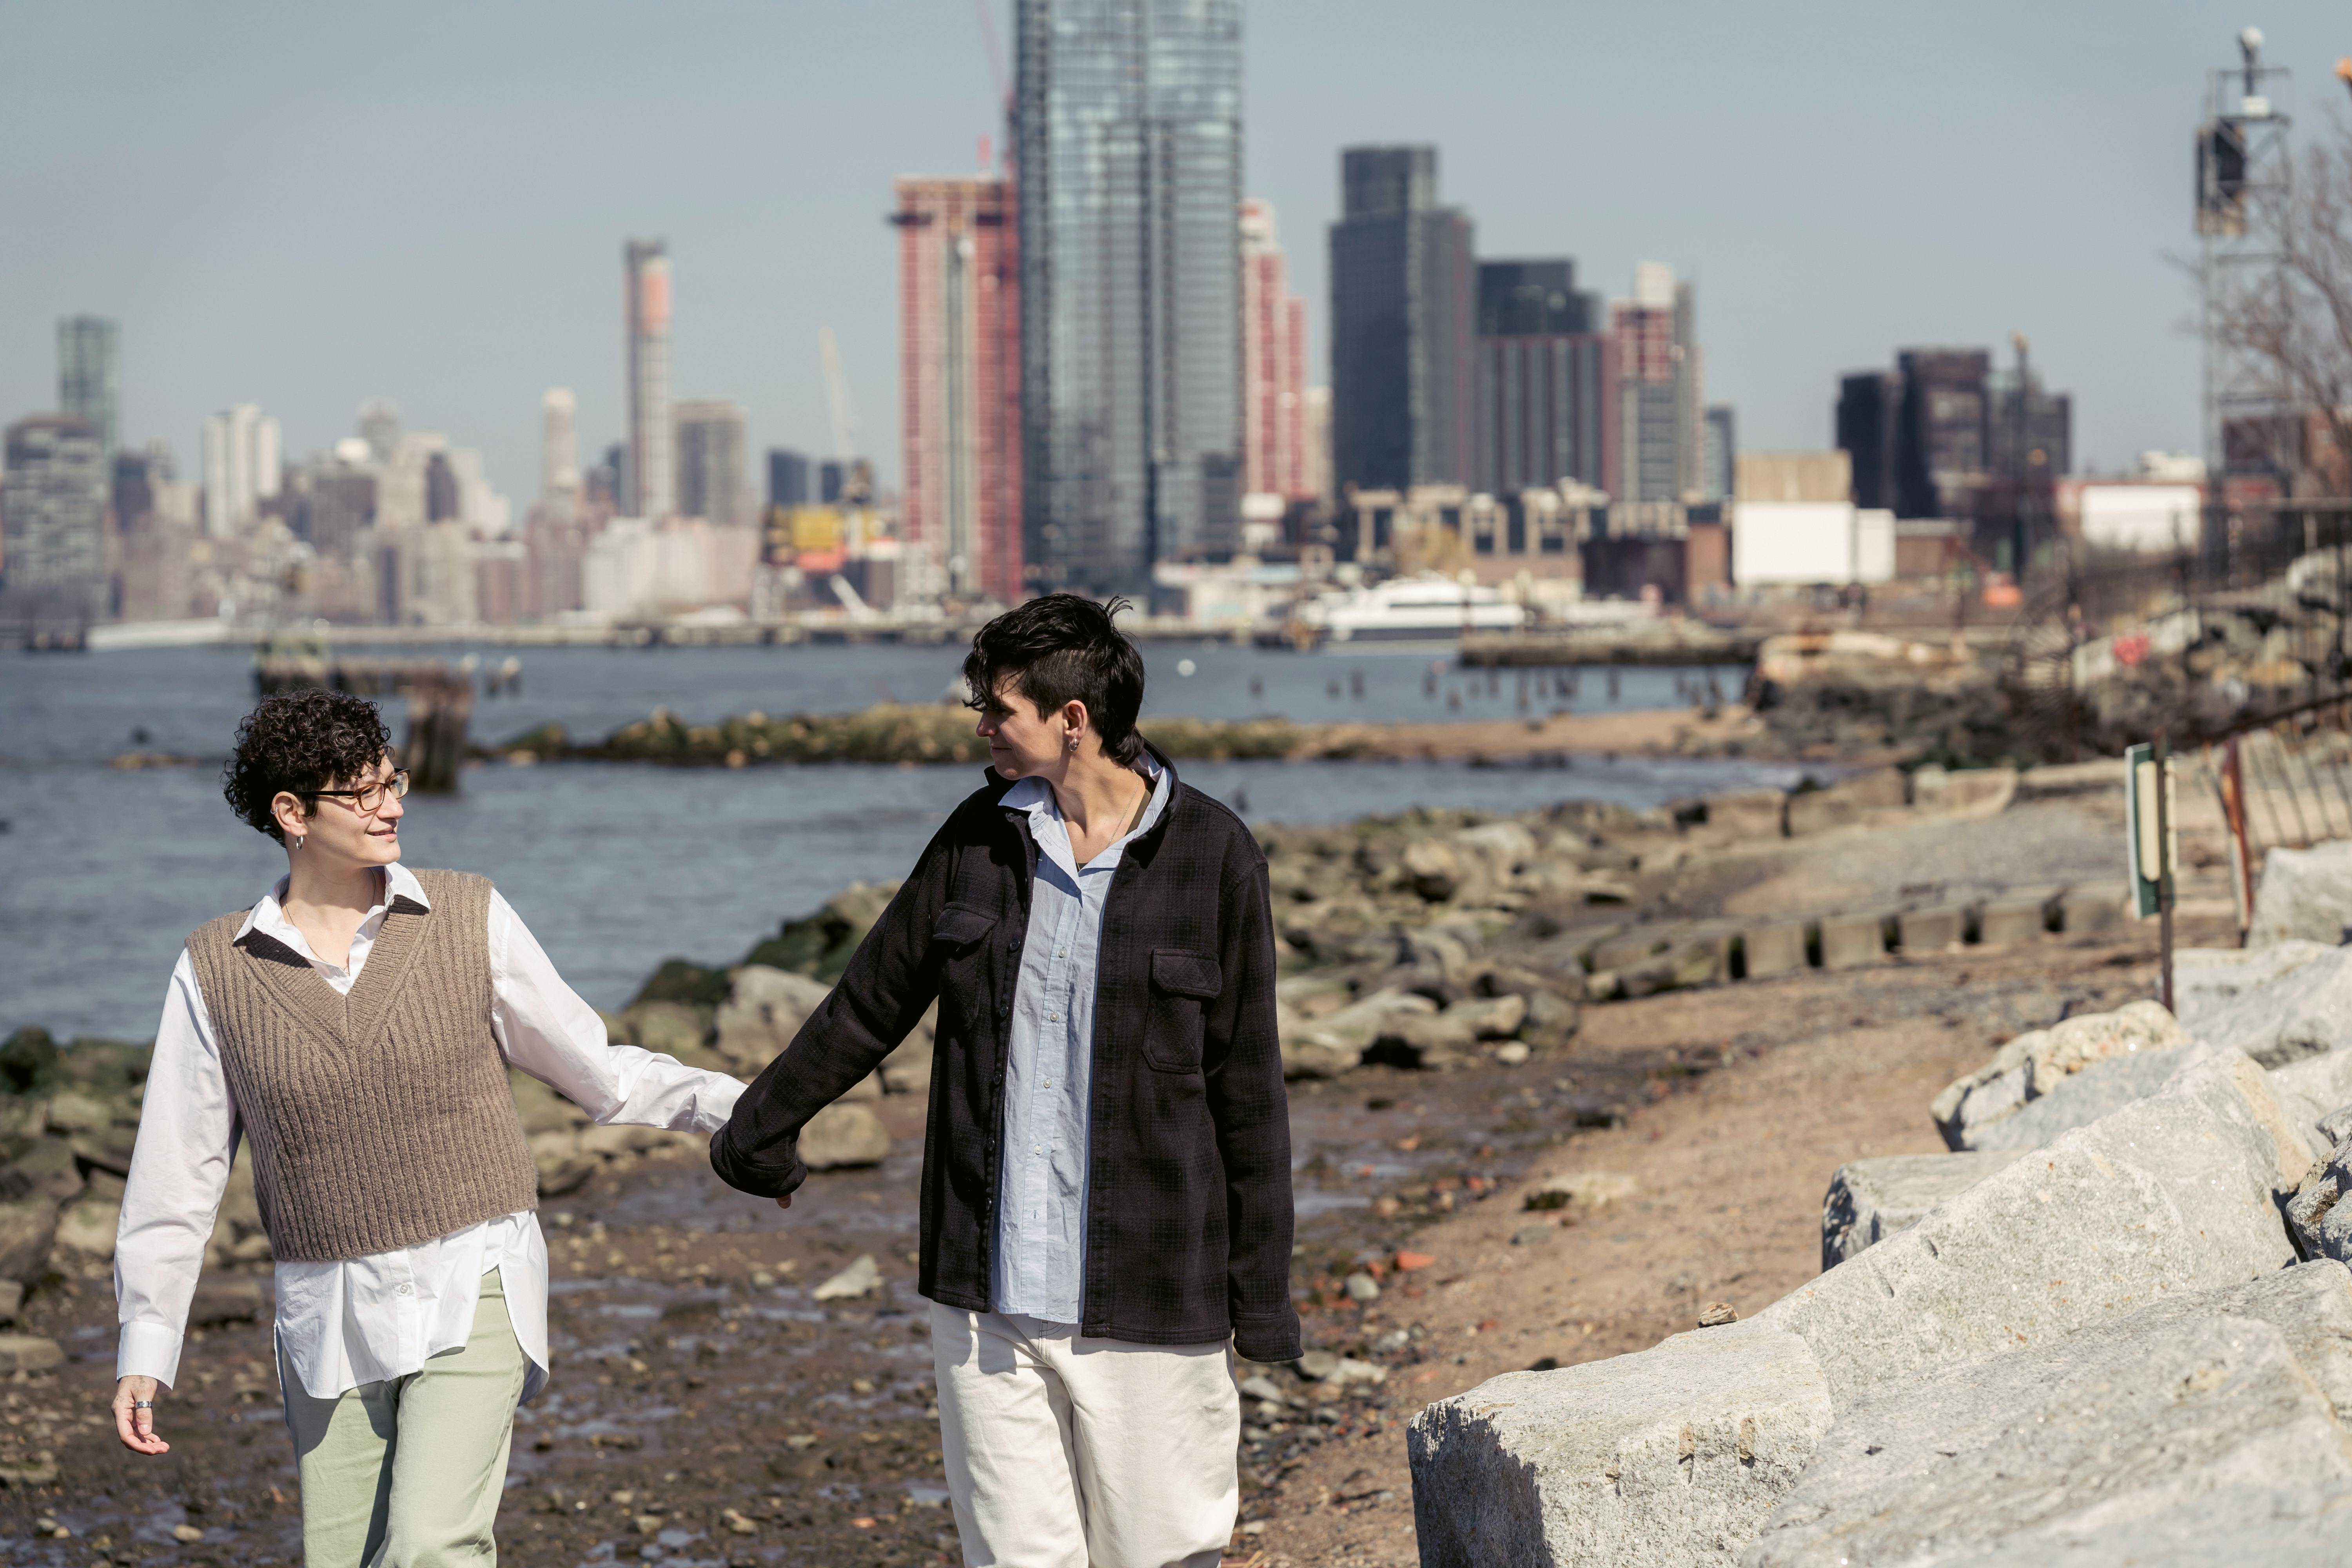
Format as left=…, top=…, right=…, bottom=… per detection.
left=992, top=760, right=1172, bottom=1322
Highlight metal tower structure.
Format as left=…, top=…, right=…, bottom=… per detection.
left=2196, top=25, right=2293, bottom=561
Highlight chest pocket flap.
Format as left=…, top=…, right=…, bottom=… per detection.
left=932, top=904, right=996, bottom=949
left=1151, top=949, right=1223, bottom=999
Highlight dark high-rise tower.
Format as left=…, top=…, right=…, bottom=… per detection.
left=1014, top=0, right=1244, bottom=596
left=1837, top=371, right=1903, bottom=511
left=1471, top=259, right=1607, bottom=495
left=1329, top=145, right=1475, bottom=494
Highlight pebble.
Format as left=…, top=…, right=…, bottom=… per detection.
left=1343, top=1272, right=1381, bottom=1303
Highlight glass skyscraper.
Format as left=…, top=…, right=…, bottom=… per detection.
left=1014, top=0, right=1243, bottom=597
left=58, top=316, right=120, bottom=457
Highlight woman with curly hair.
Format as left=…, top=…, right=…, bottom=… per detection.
left=109, top=688, right=743, bottom=1564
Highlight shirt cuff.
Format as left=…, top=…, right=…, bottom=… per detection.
left=118, top=1320, right=187, bottom=1391
left=697, top=1075, right=747, bottom=1135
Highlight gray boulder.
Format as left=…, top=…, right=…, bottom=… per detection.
left=0, top=1201, right=58, bottom=1285
left=2175, top=941, right=2352, bottom=1067
left=1760, top=1052, right=2312, bottom=1411
left=1819, top=1151, right=2027, bottom=1268
left=1743, top=1265, right=2352, bottom=1566
left=2249, top=839, right=2352, bottom=948
left=713, top=965, right=834, bottom=1074
left=2288, top=1142, right=2352, bottom=1265
left=1929, top=999, right=2189, bottom=1149
left=1410, top=1321, right=1832, bottom=1568
left=1279, top=987, right=1435, bottom=1079
left=2267, top=1047, right=2352, bottom=1146
left=1963, top=1041, right=2217, bottom=1153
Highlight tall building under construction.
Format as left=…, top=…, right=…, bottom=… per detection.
left=895, top=172, right=1023, bottom=604
left=624, top=238, right=673, bottom=517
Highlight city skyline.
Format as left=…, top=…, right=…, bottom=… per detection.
left=2, top=3, right=2346, bottom=502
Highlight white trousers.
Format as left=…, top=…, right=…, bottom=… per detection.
left=928, top=1303, right=1240, bottom=1568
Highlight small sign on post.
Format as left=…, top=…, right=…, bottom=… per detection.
left=2127, top=740, right=2180, bottom=1009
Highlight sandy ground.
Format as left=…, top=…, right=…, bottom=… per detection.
left=1305, top=702, right=1772, bottom=762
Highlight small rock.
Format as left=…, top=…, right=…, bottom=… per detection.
left=1238, top=1374, right=1288, bottom=1404
left=1296, top=1349, right=1342, bottom=1381
left=1494, top=1042, right=1532, bottom=1067
left=0, top=1459, right=56, bottom=1487
left=1396, top=1249, right=1436, bottom=1271
left=798, top=1102, right=889, bottom=1170
left=189, top=1276, right=266, bottom=1327
left=1330, top=1356, right=1389, bottom=1388
left=172, top=1524, right=206, bottom=1544
left=40, top=1091, right=110, bottom=1134
left=0, top=1279, right=20, bottom=1323
left=812, top=1254, right=882, bottom=1302
left=0, top=1334, right=60, bottom=1375
left=1343, top=1271, right=1381, bottom=1302
left=1524, top=1170, right=1637, bottom=1212
left=1510, top=1225, right=1554, bottom=1247
left=1697, top=1302, right=1739, bottom=1328
left=722, top=1507, right=759, bottom=1535
left=47, top=1194, right=121, bottom=1278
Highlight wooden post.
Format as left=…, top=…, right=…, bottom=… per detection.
left=2156, top=732, right=2176, bottom=1013
left=2221, top=735, right=2254, bottom=941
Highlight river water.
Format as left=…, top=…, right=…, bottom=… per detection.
left=2, top=643, right=1789, bottom=1039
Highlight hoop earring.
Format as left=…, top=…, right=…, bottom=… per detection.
left=291, top=835, right=304, bottom=850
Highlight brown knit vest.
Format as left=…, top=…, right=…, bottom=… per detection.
left=182, top=868, right=539, bottom=1263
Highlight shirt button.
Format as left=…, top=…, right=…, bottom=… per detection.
left=396, top=1283, right=414, bottom=1297
left=1058, top=947, right=1067, bottom=958
left=1047, top=1012, right=1059, bottom=1023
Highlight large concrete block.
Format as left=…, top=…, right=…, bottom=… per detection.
left=1816, top=911, right=1888, bottom=971
left=1784, top=768, right=1907, bottom=837
left=1694, top=790, right=1786, bottom=844
left=1893, top=903, right=1967, bottom=952
left=1744, top=1268, right=2352, bottom=1566
left=1909, top=763, right=2019, bottom=818
left=1409, top=1321, right=1832, bottom=1568
left=1819, top=1151, right=2027, bottom=1269
left=2054, top=881, right=2131, bottom=940
left=1930, top=999, right=2190, bottom=1150
left=2177, top=941, right=2352, bottom=1067
left=1740, top=922, right=1809, bottom=980
left=1975, top=887, right=2060, bottom=946
left=1759, top=1052, right=2312, bottom=1410
left=2250, top=839, right=2352, bottom=948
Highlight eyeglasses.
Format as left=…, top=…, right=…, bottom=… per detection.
left=309, top=770, right=411, bottom=815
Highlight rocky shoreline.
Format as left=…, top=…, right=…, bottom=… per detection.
left=484, top=697, right=1787, bottom=770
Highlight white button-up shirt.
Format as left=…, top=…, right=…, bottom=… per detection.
left=114, top=862, right=742, bottom=1401
left=992, top=762, right=1170, bottom=1321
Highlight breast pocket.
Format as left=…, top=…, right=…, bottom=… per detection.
left=1144, top=949, right=1222, bottom=1073
left=931, top=904, right=998, bottom=1030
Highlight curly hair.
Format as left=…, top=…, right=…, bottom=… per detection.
left=962, top=594, right=1148, bottom=766
left=222, top=688, right=396, bottom=844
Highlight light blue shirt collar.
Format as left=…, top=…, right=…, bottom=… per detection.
left=1000, top=760, right=1171, bottom=880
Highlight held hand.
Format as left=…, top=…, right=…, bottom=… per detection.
left=114, top=1376, right=169, bottom=1455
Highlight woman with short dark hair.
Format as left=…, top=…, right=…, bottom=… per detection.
left=714, top=593, right=1297, bottom=1566
left=110, top=688, right=742, bottom=1565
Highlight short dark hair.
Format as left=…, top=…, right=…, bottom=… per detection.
left=223, top=688, right=396, bottom=844
left=963, top=594, right=1148, bottom=767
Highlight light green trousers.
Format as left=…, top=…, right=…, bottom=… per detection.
left=279, top=1269, right=527, bottom=1567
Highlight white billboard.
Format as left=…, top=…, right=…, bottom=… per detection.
left=1733, top=501, right=1857, bottom=584
left=2080, top=485, right=2201, bottom=554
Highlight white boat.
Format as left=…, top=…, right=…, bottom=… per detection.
left=1282, top=574, right=1527, bottom=646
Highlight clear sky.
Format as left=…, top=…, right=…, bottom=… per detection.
left=3, top=2, right=2346, bottom=505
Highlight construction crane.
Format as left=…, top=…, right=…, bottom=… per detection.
left=818, top=325, right=859, bottom=465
